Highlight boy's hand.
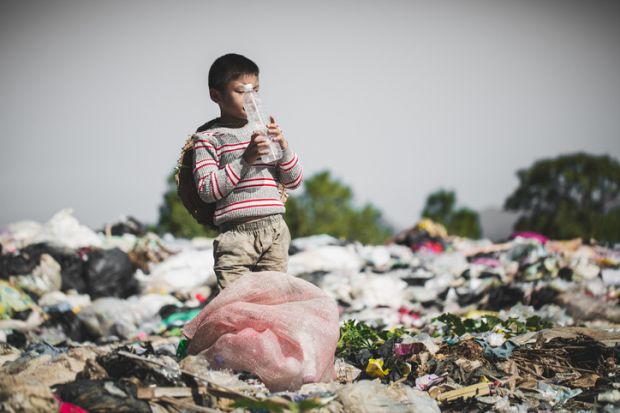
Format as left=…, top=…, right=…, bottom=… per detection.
left=267, top=116, right=289, bottom=151
left=243, top=132, right=271, bottom=164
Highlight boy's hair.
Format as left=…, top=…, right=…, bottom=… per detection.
left=208, top=53, right=259, bottom=91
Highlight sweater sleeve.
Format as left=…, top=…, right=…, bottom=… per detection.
left=277, top=147, right=303, bottom=189
left=192, top=135, right=251, bottom=203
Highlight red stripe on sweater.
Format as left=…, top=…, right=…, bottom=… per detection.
left=196, top=158, right=218, bottom=167
left=279, top=156, right=298, bottom=172
left=193, top=143, right=217, bottom=151
left=284, top=170, right=303, bottom=188
left=215, top=198, right=281, bottom=211
left=198, top=175, right=207, bottom=192
left=212, top=174, right=224, bottom=199
left=234, top=183, right=278, bottom=190
left=227, top=164, right=240, bottom=182
left=220, top=147, right=247, bottom=155
left=194, top=139, right=216, bottom=145
left=215, top=141, right=250, bottom=150
left=240, top=177, right=275, bottom=183
left=279, top=153, right=297, bottom=167
left=214, top=203, right=284, bottom=217
left=193, top=162, right=218, bottom=173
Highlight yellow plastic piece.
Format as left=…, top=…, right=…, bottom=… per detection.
left=366, top=358, right=390, bottom=379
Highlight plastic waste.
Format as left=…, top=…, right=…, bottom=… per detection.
left=599, top=390, right=620, bottom=403
left=415, top=374, right=444, bottom=391
left=602, top=268, right=620, bottom=286
left=10, top=253, right=62, bottom=297
left=337, top=380, right=440, bottom=413
left=0, top=220, right=43, bottom=253
left=349, top=273, right=409, bottom=309
left=242, top=83, right=282, bottom=163
left=400, top=333, right=440, bottom=355
left=357, top=245, right=393, bottom=269
left=365, top=358, right=390, bottom=379
left=475, top=338, right=517, bottom=360
left=77, top=294, right=181, bottom=339
left=32, top=209, right=102, bottom=249
left=83, top=247, right=138, bottom=299
left=101, top=215, right=147, bottom=237
left=536, top=382, right=582, bottom=407
left=179, top=355, right=254, bottom=391
left=38, top=291, right=91, bottom=309
left=0, top=280, right=37, bottom=319
left=138, top=248, right=216, bottom=293
left=288, top=245, right=364, bottom=276
left=182, top=271, right=340, bottom=392
left=290, top=234, right=342, bottom=253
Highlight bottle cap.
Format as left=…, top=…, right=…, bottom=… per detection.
left=242, top=83, right=254, bottom=92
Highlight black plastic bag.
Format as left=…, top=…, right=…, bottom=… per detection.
left=83, top=248, right=138, bottom=299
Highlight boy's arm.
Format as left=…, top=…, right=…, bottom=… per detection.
left=266, top=117, right=303, bottom=189
left=192, top=136, right=251, bottom=203
left=277, top=147, right=303, bottom=189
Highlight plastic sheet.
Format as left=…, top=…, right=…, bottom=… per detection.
left=183, top=271, right=340, bottom=391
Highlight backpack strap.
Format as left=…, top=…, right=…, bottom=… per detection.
left=196, top=118, right=221, bottom=133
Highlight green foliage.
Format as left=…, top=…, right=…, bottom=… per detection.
left=284, top=170, right=393, bottom=244
left=336, top=320, right=384, bottom=357
left=504, top=153, right=620, bottom=242
left=421, top=189, right=482, bottom=238
left=157, top=170, right=217, bottom=238
left=336, top=319, right=408, bottom=358
left=433, top=313, right=552, bottom=337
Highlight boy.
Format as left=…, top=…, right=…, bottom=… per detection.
left=192, top=53, right=303, bottom=290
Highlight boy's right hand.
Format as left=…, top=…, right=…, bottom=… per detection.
left=242, top=131, right=271, bottom=164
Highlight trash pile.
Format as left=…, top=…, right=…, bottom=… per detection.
left=1, top=209, right=620, bottom=412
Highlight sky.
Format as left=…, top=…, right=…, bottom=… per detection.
left=1, top=0, right=619, bottom=237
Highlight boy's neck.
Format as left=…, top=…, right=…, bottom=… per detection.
left=217, top=114, right=248, bottom=128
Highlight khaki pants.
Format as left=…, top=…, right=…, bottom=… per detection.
left=213, top=214, right=291, bottom=289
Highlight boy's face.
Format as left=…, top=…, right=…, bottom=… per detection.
left=210, top=73, right=259, bottom=121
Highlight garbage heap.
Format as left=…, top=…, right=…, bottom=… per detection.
left=1, top=209, right=619, bottom=412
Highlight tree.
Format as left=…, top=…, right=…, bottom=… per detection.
left=421, top=189, right=482, bottom=238
left=157, top=168, right=393, bottom=244
left=284, top=170, right=393, bottom=244
left=157, top=170, right=217, bottom=238
left=504, top=152, right=620, bottom=242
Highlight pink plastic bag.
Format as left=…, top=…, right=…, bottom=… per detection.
left=182, top=271, right=340, bottom=391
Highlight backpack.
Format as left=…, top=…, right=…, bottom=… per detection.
left=174, top=119, right=219, bottom=230
left=175, top=119, right=288, bottom=231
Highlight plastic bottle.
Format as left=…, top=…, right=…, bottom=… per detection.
left=242, top=83, right=283, bottom=163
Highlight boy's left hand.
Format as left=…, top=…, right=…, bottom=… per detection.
left=267, top=116, right=288, bottom=151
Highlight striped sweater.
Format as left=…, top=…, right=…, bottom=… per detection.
left=192, top=121, right=303, bottom=227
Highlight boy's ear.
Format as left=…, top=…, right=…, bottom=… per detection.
left=209, top=88, right=220, bottom=103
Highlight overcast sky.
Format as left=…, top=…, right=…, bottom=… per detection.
left=1, top=0, right=619, bottom=234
